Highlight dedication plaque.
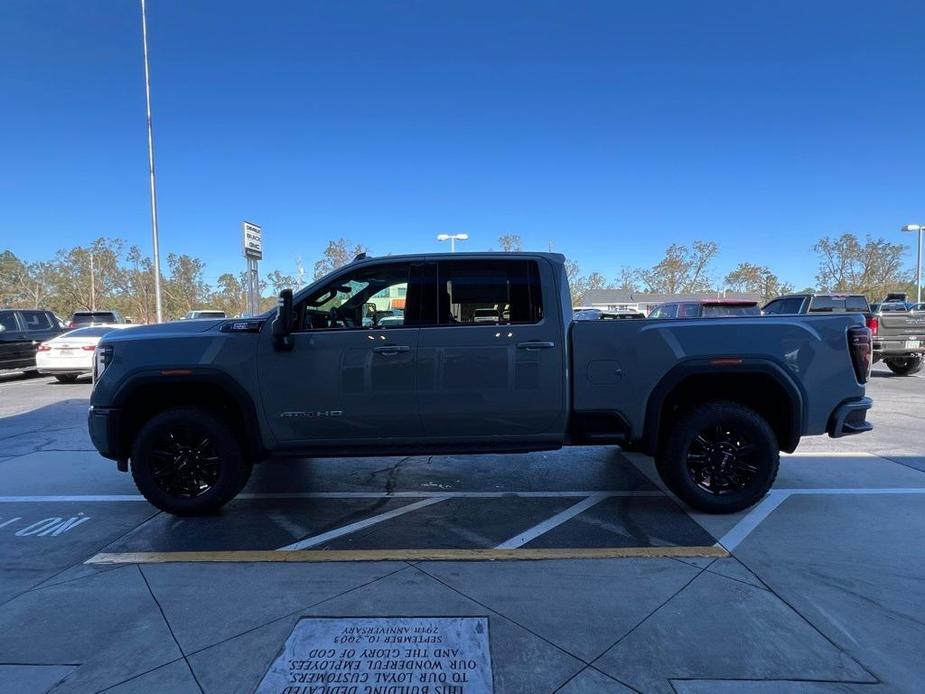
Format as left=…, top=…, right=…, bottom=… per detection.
left=257, top=616, right=493, bottom=694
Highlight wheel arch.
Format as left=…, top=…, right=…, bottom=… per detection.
left=111, top=369, right=267, bottom=463
left=642, top=359, right=804, bottom=455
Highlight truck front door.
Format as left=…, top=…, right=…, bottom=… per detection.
left=417, top=258, right=566, bottom=440
left=258, top=261, right=430, bottom=445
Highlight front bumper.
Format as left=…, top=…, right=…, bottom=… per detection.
left=827, top=397, right=873, bottom=438
left=88, top=406, right=123, bottom=461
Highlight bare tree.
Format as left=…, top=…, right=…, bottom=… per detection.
left=813, top=233, right=909, bottom=298
left=313, top=238, right=368, bottom=279
left=498, top=234, right=523, bottom=252
left=724, top=262, right=794, bottom=303
left=641, top=241, right=718, bottom=294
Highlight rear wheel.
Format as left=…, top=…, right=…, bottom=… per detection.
left=54, top=374, right=79, bottom=383
left=656, top=401, right=779, bottom=514
left=130, top=407, right=251, bottom=515
left=884, top=356, right=922, bottom=376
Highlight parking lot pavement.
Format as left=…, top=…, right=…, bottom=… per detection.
left=0, top=367, right=923, bottom=692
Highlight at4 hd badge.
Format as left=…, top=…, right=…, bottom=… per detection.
left=280, top=410, right=343, bottom=418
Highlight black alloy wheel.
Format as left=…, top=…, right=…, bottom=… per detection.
left=148, top=425, right=221, bottom=499
left=656, top=401, right=779, bottom=514
left=131, top=407, right=251, bottom=515
left=685, top=423, right=759, bottom=495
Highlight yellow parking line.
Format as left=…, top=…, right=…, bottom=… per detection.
left=85, top=545, right=727, bottom=564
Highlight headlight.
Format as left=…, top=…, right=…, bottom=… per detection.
left=93, top=344, right=114, bottom=383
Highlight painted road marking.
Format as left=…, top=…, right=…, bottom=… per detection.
left=0, top=514, right=90, bottom=537
left=86, top=546, right=729, bottom=564
left=717, top=487, right=925, bottom=551
left=0, top=490, right=665, bottom=503
left=495, top=493, right=611, bottom=549
left=277, top=496, right=452, bottom=551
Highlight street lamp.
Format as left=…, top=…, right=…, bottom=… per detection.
left=437, top=233, right=469, bottom=253
left=140, top=0, right=163, bottom=323
left=901, top=224, right=923, bottom=304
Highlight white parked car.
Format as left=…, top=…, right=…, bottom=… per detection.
left=36, top=325, right=132, bottom=383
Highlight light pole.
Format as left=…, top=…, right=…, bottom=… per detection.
left=141, top=0, right=163, bottom=323
left=437, top=233, right=469, bottom=253
left=902, top=224, right=923, bottom=304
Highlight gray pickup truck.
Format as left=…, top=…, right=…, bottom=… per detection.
left=88, top=252, right=873, bottom=516
left=764, top=293, right=924, bottom=375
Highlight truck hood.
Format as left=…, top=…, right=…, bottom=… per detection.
left=102, top=319, right=227, bottom=342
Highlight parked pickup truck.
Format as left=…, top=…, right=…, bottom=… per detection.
left=88, top=253, right=873, bottom=516
left=764, top=293, right=924, bottom=376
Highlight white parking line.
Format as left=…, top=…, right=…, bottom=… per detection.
left=276, top=496, right=451, bottom=551
left=496, top=493, right=611, bottom=549
left=0, top=490, right=665, bottom=503
left=718, top=487, right=925, bottom=551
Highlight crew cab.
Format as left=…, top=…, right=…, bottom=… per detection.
left=764, top=293, right=924, bottom=376
left=88, top=253, right=873, bottom=516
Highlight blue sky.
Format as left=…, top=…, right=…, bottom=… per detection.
left=2, top=1, right=924, bottom=289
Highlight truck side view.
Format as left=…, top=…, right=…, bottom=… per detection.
left=88, top=253, right=873, bottom=516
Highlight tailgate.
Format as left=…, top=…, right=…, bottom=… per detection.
left=877, top=310, right=925, bottom=338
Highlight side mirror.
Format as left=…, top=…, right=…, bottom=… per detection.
left=272, top=289, right=294, bottom=351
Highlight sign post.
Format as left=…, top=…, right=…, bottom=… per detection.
left=242, top=221, right=263, bottom=316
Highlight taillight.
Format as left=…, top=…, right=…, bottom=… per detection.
left=81, top=345, right=96, bottom=351
left=848, top=326, right=872, bottom=383
left=67, top=321, right=75, bottom=329
left=866, top=316, right=878, bottom=336
left=37, top=343, right=52, bottom=352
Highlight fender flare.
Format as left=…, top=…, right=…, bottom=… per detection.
left=642, top=358, right=805, bottom=454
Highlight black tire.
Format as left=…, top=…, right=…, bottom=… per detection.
left=884, top=356, right=923, bottom=376
left=656, top=401, right=779, bottom=514
left=54, top=374, right=79, bottom=383
left=130, top=407, right=251, bottom=515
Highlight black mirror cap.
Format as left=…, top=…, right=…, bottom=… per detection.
left=272, top=289, right=294, bottom=350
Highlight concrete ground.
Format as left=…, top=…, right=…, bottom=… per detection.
left=0, top=365, right=923, bottom=693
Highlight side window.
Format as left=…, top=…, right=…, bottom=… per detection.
left=296, top=263, right=412, bottom=331
left=20, top=311, right=52, bottom=331
left=781, top=298, right=804, bottom=314
left=679, top=303, right=700, bottom=318
left=657, top=304, right=679, bottom=319
left=763, top=300, right=781, bottom=315
left=437, top=260, right=542, bottom=325
left=0, top=312, right=20, bottom=332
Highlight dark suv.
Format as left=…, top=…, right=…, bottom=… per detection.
left=0, top=309, right=66, bottom=371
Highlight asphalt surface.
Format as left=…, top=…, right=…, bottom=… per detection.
left=0, top=364, right=923, bottom=692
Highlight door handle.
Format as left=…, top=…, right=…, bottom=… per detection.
left=373, top=344, right=410, bottom=355
left=517, top=341, right=555, bottom=350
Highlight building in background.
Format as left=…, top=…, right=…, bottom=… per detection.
left=578, top=289, right=761, bottom=316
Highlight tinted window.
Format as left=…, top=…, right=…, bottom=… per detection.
left=780, top=297, right=805, bottom=313
left=20, top=311, right=52, bottom=331
left=437, top=260, right=542, bottom=325
left=656, top=304, right=679, bottom=318
left=702, top=304, right=760, bottom=317
left=678, top=303, right=701, bottom=318
left=846, top=296, right=869, bottom=312
left=763, top=300, right=782, bottom=315
left=72, top=312, right=118, bottom=325
left=0, top=311, right=19, bottom=332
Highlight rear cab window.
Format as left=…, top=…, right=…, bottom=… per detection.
left=702, top=304, right=760, bottom=317
left=437, top=259, right=543, bottom=325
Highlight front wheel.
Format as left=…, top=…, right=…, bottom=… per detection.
left=656, top=401, right=779, bottom=514
left=130, top=407, right=252, bottom=515
left=884, top=356, right=922, bottom=376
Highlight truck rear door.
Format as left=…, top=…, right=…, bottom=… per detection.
left=416, top=258, right=566, bottom=440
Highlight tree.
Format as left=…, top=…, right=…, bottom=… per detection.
left=724, top=262, right=794, bottom=303
left=266, top=270, right=298, bottom=294
left=498, top=234, right=522, bottom=252
left=163, top=253, right=209, bottom=318
left=0, top=251, right=57, bottom=309
left=313, top=238, right=367, bottom=279
left=641, top=241, right=718, bottom=294
left=116, top=246, right=159, bottom=324
left=813, top=233, right=909, bottom=298
left=49, top=238, right=125, bottom=314
left=613, top=267, right=640, bottom=292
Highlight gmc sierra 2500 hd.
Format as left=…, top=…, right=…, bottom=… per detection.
left=88, top=252, right=873, bottom=516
